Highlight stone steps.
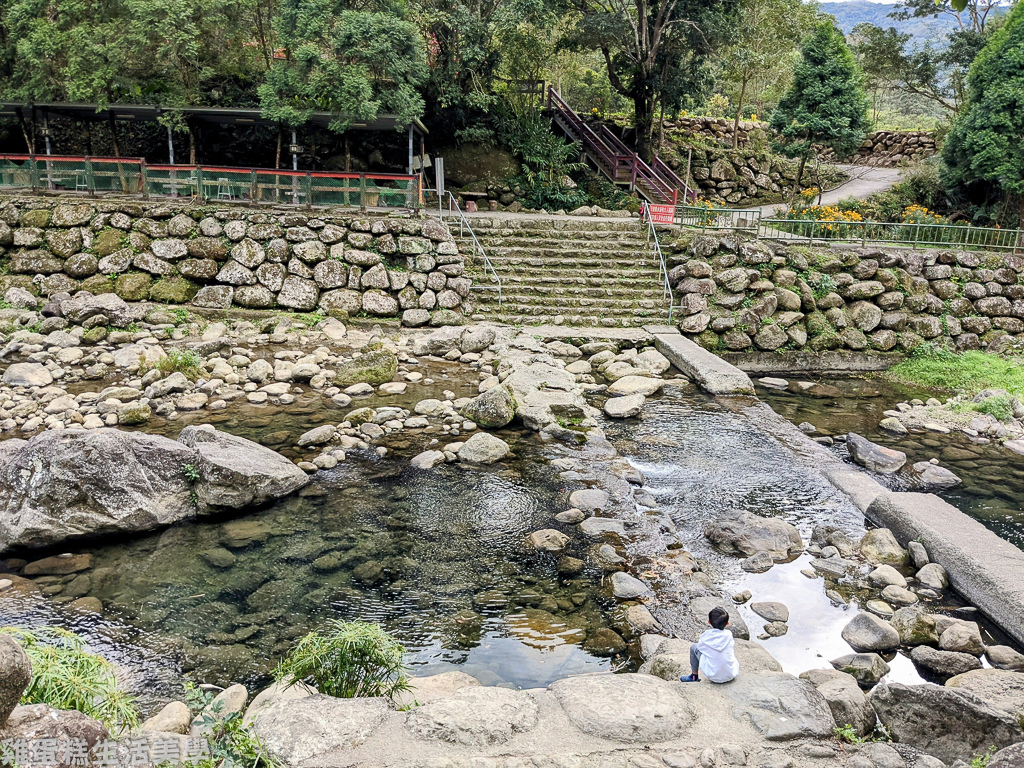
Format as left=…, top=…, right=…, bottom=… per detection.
left=462, top=235, right=649, bottom=250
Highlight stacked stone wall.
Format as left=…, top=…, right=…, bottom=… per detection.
left=668, top=233, right=1024, bottom=355
left=0, top=196, right=471, bottom=324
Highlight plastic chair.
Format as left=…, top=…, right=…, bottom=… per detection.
left=216, top=178, right=235, bottom=200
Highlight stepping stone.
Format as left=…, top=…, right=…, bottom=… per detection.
left=404, top=686, right=538, bottom=746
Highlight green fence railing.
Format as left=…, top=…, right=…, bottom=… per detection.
left=0, top=155, right=422, bottom=210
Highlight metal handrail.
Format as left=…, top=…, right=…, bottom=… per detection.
left=444, top=191, right=502, bottom=308
left=641, top=203, right=678, bottom=322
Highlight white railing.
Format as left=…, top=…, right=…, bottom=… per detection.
left=443, top=191, right=502, bottom=308
left=641, top=203, right=679, bottom=322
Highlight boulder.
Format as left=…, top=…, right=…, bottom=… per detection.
left=859, top=528, right=909, bottom=566
left=410, top=450, right=445, bottom=469
left=0, top=704, right=108, bottom=761
left=335, top=350, right=398, bottom=386
left=606, top=376, right=665, bottom=397
left=0, top=635, right=32, bottom=725
left=59, top=293, right=132, bottom=327
left=252, top=694, right=391, bottom=766
left=750, top=602, right=789, bottom=623
left=846, top=433, right=907, bottom=474
left=988, top=645, right=1024, bottom=672
left=945, top=669, right=1024, bottom=720
left=604, top=394, right=645, bottom=418
left=704, top=510, right=803, bottom=559
left=911, top=645, right=982, bottom=679
left=502, top=357, right=590, bottom=432
left=610, top=572, right=651, bottom=599
left=868, top=564, right=907, bottom=588
left=799, top=668, right=876, bottom=737
left=528, top=529, right=569, bottom=552
left=869, top=681, right=1024, bottom=763
left=457, top=433, right=510, bottom=464
left=830, top=653, right=890, bottom=687
left=392, top=672, right=479, bottom=711
left=177, top=426, right=310, bottom=511
left=404, top=686, right=538, bottom=746
left=841, top=612, right=901, bottom=652
left=1, top=363, right=52, bottom=388
left=719, top=673, right=837, bottom=741
left=939, top=622, right=985, bottom=656
left=460, top=386, right=515, bottom=429
left=991, top=743, right=1024, bottom=768
left=141, top=701, right=192, bottom=734
left=548, top=673, right=694, bottom=743
left=890, top=606, right=939, bottom=646
left=0, top=429, right=197, bottom=550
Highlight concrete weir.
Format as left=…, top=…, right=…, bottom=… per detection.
left=654, top=334, right=755, bottom=395
left=866, top=491, right=1024, bottom=648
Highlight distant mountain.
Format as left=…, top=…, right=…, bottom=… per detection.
left=820, top=1, right=956, bottom=40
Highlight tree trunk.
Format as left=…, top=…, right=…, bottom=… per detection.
left=107, top=113, right=120, bottom=157
left=733, top=77, right=749, bottom=150
left=791, top=154, right=808, bottom=203
left=275, top=125, right=282, bottom=169
left=188, top=126, right=196, bottom=165
left=633, top=88, right=655, bottom=163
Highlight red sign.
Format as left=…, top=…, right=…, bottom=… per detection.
left=647, top=204, right=675, bottom=224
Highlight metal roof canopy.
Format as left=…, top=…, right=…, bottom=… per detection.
left=0, top=102, right=428, bottom=135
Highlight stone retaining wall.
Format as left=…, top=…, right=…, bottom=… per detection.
left=0, top=196, right=471, bottom=324
left=668, top=232, right=1024, bottom=355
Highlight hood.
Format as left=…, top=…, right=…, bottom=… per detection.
left=702, top=629, right=734, bottom=652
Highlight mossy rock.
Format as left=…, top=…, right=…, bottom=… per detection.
left=335, top=350, right=398, bottom=386
left=79, top=275, right=115, bottom=295
left=149, top=276, right=199, bottom=304
left=91, top=228, right=127, bottom=257
left=0, top=275, right=37, bottom=295
left=115, top=273, right=153, bottom=301
left=20, top=209, right=51, bottom=228
left=82, top=326, right=108, bottom=344
left=809, top=330, right=843, bottom=351
left=696, top=329, right=721, bottom=350
left=429, top=309, right=464, bottom=327
left=805, top=311, right=831, bottom=337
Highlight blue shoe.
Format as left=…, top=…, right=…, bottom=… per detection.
left=679, top=674, right=700, bottom=682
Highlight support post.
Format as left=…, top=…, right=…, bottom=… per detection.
left=408, top=124, right=414, bottom=175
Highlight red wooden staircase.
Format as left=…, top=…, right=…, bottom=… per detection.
left=546, top=86, right=691, bottom=205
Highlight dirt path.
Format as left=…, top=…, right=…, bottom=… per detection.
left=745, top=164, right=904, bottom=216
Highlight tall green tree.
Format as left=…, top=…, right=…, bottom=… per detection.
left=564, top=0, right=737, bottom=161
left=259, top=0, right=428, bottom=138
left=943, top=0, right=1024, bottom=229
left=770, top=21, right=869, bottom=194
left=719, top=0, right=820, bottom=147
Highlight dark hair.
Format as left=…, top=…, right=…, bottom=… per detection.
left=709, top=607, right=729, bottom=630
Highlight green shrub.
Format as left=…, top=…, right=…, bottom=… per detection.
left=185, top=683, right=280, bottom=768
left=147, top=349, right=203, bottom=380
left=274, top=620, right=410, bottom=699
left=0, top=627, right=139, bottom=734
left=887, top=347, right=1024, bottom=397
left=972, top=393, right=1017, bottom=422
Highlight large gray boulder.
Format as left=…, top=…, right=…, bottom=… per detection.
left=704, top=510, right=803, bottom=559
left=1, top=363, right=52, bottom=388
left=334, top=350, right=398, bottom=386
left=178, top=425, right=309, bottom=511
left=0, top=429, right=197, bottom=550
left=502, top=356, right=592, bottom=431
left=945, top=669, right=1024, bottom=721
left=457, top=433, right=510, bottom=464
left=911, top=646, right=982, bottom=679
left=59, top=293, right=132, bottom=327
left=870, top=681, right=1024, bottom=763
left=460, top=385, right=515, bottom=428
left=846, top=432, right=907, bottom=474
left=841, top=612, right=901, bottom=653
left=404, top=686, right=539, bottom=746
left=252, top=694, right=391, bottom=766
left=719, top=673, right=837, bottom=741
left=0, top=636, right=31, bottom=725
left=0, top=703, right=108, bottom=759
left=799, top=668, right=876, bottom=737
left=548, top=674, right=694, bottom=743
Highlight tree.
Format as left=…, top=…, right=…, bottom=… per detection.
left=719, top=0, right=820, bottom=147
left=890, top=0, right=999, bottom=36
left=259, top=0, right=428, bottom=136
left=770, top=21, right=869, bottom=195
left=565, top=0, right=738, bottom=161
left=942, top=0, right=1024, bottom=229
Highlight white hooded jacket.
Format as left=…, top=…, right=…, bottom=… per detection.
left=696, top=628, right=740, bottom=683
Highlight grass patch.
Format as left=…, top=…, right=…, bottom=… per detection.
left=886, top=347, right=1024, bottom=398
left=144, top=349, right=203, bottom=380
left=0, top=626, right=139, bottom=734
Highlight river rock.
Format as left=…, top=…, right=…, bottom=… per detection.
left=869, top=681, right=1024, bottom=763
left=868, top=564, right=907, bottom=588
left=297, top=425, right=335, bottom=447
left=22, top=554, right=92, bottom=575
left=569, top=488, right=609, bottom=512
left=549, top=673, right=694, bottom=743
left=740, top=551, right=774, bottom=573
left=859, top=528, right=909, bottom=566
left=939, top=622, right=985, bottom=655
left=334, top=350, right=398, bottom=386
left=410, top=450, right=445, bottom=469
left=252, top=694, right=391, bottom=766
left=799, top=668, right=876, bottom=737
left=916, top=562, right=948, bottom=590
left=705, top=510, right=803, bottom=559
left=846, top=433, right=907, bottom=474
left=689, top=597, right=750, bottom=640
left=178, top=426, right=310, bottom=511
left=910, top=461, right=962, bottom=490
left=460, top=385, right=515, bottom=428
left=830, top=653, right=890, bottom=687
left=841, top=612, right=900, bottom=652
left=192, top=684, right=248, bottom=737
left=0, top=704, right=108, bottom=758
left=606, top=376, right=665, bottom=397
left=404, top=686, right=539, bottom=746
left=457, top=433, right=510, bottom=464
left=142, top=701, right=192, bottom=734
left=604, top=394, right=645, bottom=418
left=578, top=517, right=625, bottom=537
left=991, top=743, right=1024, bottom=768
left=890, top=606, right=939, bottom=646
left=751, top=602, right=789, bottom=623
left=610, top=572, right=651, bottom=599
left=0, top=429, right=197, bottom=550
left=988, top=645, right=1024, bottom=672
left=720, top=673, right=837, bottom=740
left=502, top=356, right=590, bottom=432
left=528, top=529, right=569, bottom=552
left=242, top=682, right=317, bottom=726
left=60, top=292, right=132, bottom=327
left=910, top=645, right=982, bottom=679
left=0, top=636, right=31, bottom=725
left=1, top=363, right=53, bottom=388
left=945, top=669, right=1024, bottom=721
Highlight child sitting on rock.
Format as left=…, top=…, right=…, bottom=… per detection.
left=681, top=606, right=739, bottom=683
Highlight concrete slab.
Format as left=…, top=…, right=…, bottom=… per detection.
left=722, top=350, right=904, bottom=375
left=654, top=334, right=755, bottom=395
left=866, top=492, right=1024, bottom=647
left=527, top=325, right=654, bottom=344
left=643, top=324, right=680, bottom=336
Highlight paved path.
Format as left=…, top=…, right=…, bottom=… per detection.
left=744, top=165, right=903, bottom=217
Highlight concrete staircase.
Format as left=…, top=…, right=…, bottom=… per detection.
left=455, top=216, right=672, bottom=327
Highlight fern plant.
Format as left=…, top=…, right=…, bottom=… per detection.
left=274, top=620, right=410, bottom=699
left=0, top=627, right=139, bottom=734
